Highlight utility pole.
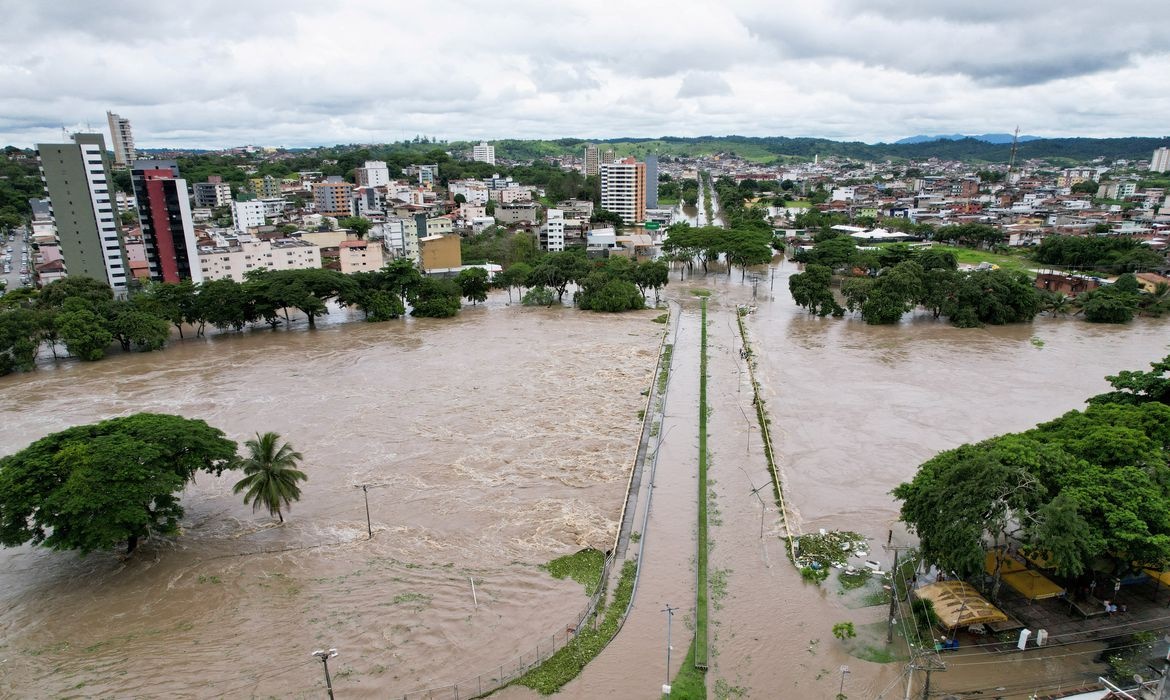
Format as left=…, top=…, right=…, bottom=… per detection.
left=884, top=531, right=918, bottom=645
left=312, top=648, right=338, bottom=700
left=839, top=665, right=850, bottom=697
left=355, top=484, right=372, bottom=539
left=662, top=604, right=678, bottom=694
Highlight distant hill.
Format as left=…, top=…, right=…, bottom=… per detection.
left=489, top=135, right=1170, bottom=165
left=894, top=133, right=1042, bottom=145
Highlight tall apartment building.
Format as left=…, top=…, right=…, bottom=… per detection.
left=601, top=149, right=617, bottom=165
left=36, top=133, right=131, bottom=295
left=645, top=154, right=659, bottom=209
left=193, top=180, right=232, bottom=208
left=131, top=160, right=202, bottom=283
left=471, top=141, right=496, bottom=165
left=106, top=111, right=136, bottom=167
left=600, top=157, right=646, bottom=225
left=584, top=144, right=599, bottom=177
left=355, top=160, right=391, bottom=187
left=313, top=179, right=355, bottom=216
left=1152, top=147, right=1170, bottom=174
left=231, top=200, right=266, bottom=231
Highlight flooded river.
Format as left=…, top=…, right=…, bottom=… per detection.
left=1, top=263, right=1166, bottom=699
left=0, top=299, right=661, bottom=698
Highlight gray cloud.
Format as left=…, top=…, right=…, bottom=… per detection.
left=0, top=0, right=1167, bottom=147
left=677, top=72, right=733, bottom=98
left=739, top=1, right=1170, bottom=86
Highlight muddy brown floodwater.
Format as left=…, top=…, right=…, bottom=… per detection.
left=2, top=265, right=1167, bottom=700
left=0, top=298, right=661, bottom=698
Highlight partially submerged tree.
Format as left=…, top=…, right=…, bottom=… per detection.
left=232, top=432, right=307, bottom=524
left=0, top=414, right=238, bottom=555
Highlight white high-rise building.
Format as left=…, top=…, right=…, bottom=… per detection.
left=472, top=141, right=496, bottom=165
left=356, top=160, right=391, bottom=187
left=106, top=111, right=136, bottom=167
left=1151, top=147, right=1170, bottom=174
left=600, top=158, right=646, bottom=225
left=231, top=200, right=266, bottom=232
left=542, top=209, right=565, bottom=252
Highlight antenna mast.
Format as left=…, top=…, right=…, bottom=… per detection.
left=1006, top=126, right=1020, bottom=182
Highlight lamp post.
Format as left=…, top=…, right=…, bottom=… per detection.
left=662, top=604, right=678, bottom=694
left=839, top=664, right=850, bottom=697
left=311, top=648, right=338, bottom=700
left=355, top=484, right=372, bottom=539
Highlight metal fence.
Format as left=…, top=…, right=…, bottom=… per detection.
left=397, top=555, right=613, bottom=700
left=396, top=305, right=678, bottom=699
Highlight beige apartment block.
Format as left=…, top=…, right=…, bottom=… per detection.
left=198, top=238, right=322, bottom=282
left=338, top=239, right=385, bottom=274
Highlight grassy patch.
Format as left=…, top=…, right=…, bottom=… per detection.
left=516, top=560, right=636, bottom=694
left=545, top=548, right=606, bottom=596
left=838, top=568, right=872, bottom=591
left=690, top=288, right=712, bottom=297
left=658, top=344, right=673, bottom=393
left=926, top=244, right=1035, bottom=275
left=696, top=298, right=710, bottom=667
left=653, top=313, right=669, bottom=324
left=663, top=637, right=706, bottom=699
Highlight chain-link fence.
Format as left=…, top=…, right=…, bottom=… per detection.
left=397, top=555, right=612, bottom=700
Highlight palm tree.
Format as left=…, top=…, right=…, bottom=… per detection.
left=232, top=432, right=308, bottom=523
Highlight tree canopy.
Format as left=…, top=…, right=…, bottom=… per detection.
left=0, top=413, right=238, bottom=555
left=894, top=382, right=1170, bottom=592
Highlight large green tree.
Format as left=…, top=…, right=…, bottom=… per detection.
left=0, top=413, right=238, bottom=555
left=232, top=432, right=307, bottom=524
left=455, top=267, right=490, bottom=306
left=895, top=399, right=1170, bottom=593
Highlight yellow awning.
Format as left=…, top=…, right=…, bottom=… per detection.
left=984, top=550, right=1027, bottom=575
left=1002, top=570, right=1065, bottom=600
left=914, top=581, right=1009, bottom=630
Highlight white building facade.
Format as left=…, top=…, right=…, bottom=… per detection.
left=472, top=141, right=496, bottom=165
left=542, top=208, right=565, bottom=252
left=231, top=200, right=267, bottom=231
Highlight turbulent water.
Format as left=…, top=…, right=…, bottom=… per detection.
left=1, top=264, right=1166, bottom=699
left=0, top=299, right=661, bottom=698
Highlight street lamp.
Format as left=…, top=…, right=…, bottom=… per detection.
left=354, top=484, right=372, bottom=539
left=838, top=664, right=850, bottom=697
left=662, top=604, right=678, bottom=695
left=311, top=648, right=338, bottom=700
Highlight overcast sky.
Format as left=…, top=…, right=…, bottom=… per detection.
left=2, top=0, right=1168, bottom=149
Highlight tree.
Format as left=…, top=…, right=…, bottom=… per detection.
left=0, top=413, right=238, bottom=555
left=494, top=262, right=533, bottom=303
left=105, top=298, right=170, bottom=352
left=339, top=216, right=373, bottom=239
left=633, top=260, right=670, bottom=304
left=521, top=285, right=556, bottom=306
left=1070, top=180, right=1098, bottom=194
left=1087, top=354, right=1170, bottom=407
left=410, top=277, right=462, bottom=318
left=0, top=307, right=40, bottom=375
left=196, top=278, right=255, bottom=332
left=455, top=267, right=490, bottom=306
left=55, top=298, right=113, bottom=360
left=1079, top=286, right=1138, bottom=324
left=143, top=280, right=198, bottom=338
left=232, top=432, right=308, bottom=524
left=789, top=264, right=843, bottom=317
left=528, top=251, right=591, bottom=302
left=895, top=398, right=1170, bottom=591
